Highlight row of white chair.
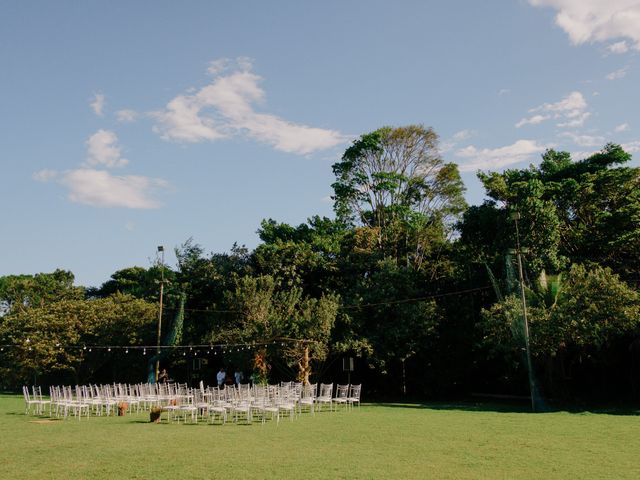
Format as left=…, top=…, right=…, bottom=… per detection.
left=22, top=381, right=362, bottom=424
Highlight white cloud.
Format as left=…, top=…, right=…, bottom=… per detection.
left=153, top=57, right=348, bottom=154
left=498, top=88, right=511, bottom=96
left=560, top=131, right=605, bottom=147
left=615, top=123, right=630, bottom=132
left=35, top=127, right=168, bottom=208
left=153, top=93, right=228, bottom=142
left=455, top=139, right=547, bottom=172
left=441, top=129, right=476, bottom=152
left=571, top=149, right=600, bottom=159
left=606, top=66, right=629, bottom=80
left=125, top=221, right=136, bottom=231
left=32, top=169, right=58, bottom=182
left=90, top=93, right=105, bottom=116
left=515, top=114, right=551, bottom=128
left=85, top=129, right=128, bottom=168
left=452, top=129, right=475, bottom=142
left=207, top=58, right=230, bottom=76
left=60, top=169, right=168, bottom=209
left=528, top=1, right=640, bottom=51
left=116, top=109, right=139, bottom=123
left=531, top=91, right=587, bottom=114
left=557, top=111, right=591, bottom=128
left=622, top=140, right=640, bottom=152
left=607, top=40, right=630, bottom=53
left=520, top=91, right=590, bottom=128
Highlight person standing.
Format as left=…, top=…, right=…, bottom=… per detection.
left=234, top=369, right=243, bottom=385
left=216, top=367, right=226, bottom=388
left=158, top=368, right=169, bottom=383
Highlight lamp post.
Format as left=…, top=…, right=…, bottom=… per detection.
left=509, top=212, right=536, bottom=412
left=155, top=245, right=165, bottom=383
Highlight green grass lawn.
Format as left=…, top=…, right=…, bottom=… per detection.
left=1, top=394, right=639, bottom=479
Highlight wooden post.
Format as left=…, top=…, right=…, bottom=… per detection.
left=300, top=345, right=310, bottom=385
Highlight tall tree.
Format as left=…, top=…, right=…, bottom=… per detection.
left=332, top=125, right=466, bottom=270
left=473, top=143, right=640, bottom=277
left=0, top=270, right=83, bottom=315
left=211, top=275, right=339, bottom=383
left=0, top=293, right=157, bottom=386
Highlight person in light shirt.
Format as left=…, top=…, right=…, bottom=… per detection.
left=216, top=367, right=226, bottom=388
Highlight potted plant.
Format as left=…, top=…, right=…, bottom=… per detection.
left=117, top=401, right=129, bottom=416
left=150, top=406, right=163, bottom=423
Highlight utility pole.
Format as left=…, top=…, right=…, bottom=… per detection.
left=510, top=212, right=536, bottom=412
left=155, top=245, right=165, bottom=383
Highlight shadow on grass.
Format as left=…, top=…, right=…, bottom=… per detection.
left=372, top=401, right=532, bottom=414
left=370, top=401, right=640, bottom=416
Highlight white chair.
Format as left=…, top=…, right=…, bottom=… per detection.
left=206, top=387, right=228, bottom=425
left=49, top=386, right=67, bottom=418
left=228, top=386, right=251, bottom=424
left=32, top=386, right=51, bottom=415
left=299, top=383, right=316, bottom=415
left=316, top=383, right=333, bottom=412
left=22, top=386, right=40, bottom=415
left=178, top=389, right=198, bottom=424
left=276, top=385, right=296, bottom=422
left=333, top=384, right=350, bottom=411
left=348, top=384, right=362, bottom=409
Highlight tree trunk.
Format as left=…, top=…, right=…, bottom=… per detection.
left=298, top=346, right=311, bottom=385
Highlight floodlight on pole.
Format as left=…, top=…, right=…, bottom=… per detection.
left=510, top=211, right=536, bottom=412
left=155, top=245, right=165, bottom=383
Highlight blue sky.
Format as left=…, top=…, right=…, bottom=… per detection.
left=1, top=0, right=638, bottom=287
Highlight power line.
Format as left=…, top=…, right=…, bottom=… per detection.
left=340, top=285, right=491, bottom=310
left=162, top=285, right=492, bottom=314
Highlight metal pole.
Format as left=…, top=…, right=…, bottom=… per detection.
left=155, top=246, right=165, bottom=382
left=513, top=215, right=536, bottom=412
left=402, top=359, right=406, bottom=396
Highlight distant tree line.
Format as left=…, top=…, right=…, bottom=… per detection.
left=1, top=126, right=639, bottom=403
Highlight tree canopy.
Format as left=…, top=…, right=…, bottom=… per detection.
left=1, top=133, right=638, bottom=403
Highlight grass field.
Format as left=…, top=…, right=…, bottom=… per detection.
left=1, top=394, right=639, bottom=479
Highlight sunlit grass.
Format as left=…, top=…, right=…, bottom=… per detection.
left=1, top=395, right=639, bottom=479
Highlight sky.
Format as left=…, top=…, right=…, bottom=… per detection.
left=1, top=0, right=639, bottom=287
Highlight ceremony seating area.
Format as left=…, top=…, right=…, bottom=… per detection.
left=22, top=382, right=362, bottom=425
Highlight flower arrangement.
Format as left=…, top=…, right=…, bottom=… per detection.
left=117, top=402, right=128, bottom=416
left=150, top=406, right=163, bottom=423
left=253, top=347, right=270, bottom=385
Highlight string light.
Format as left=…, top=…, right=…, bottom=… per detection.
left=0, top=338, right=308, bottom=353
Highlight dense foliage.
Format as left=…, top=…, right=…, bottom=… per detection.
left=1, top=127, right=638, bottom=403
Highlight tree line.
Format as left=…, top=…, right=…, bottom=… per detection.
left=2, top=125, right=639, bottom=403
